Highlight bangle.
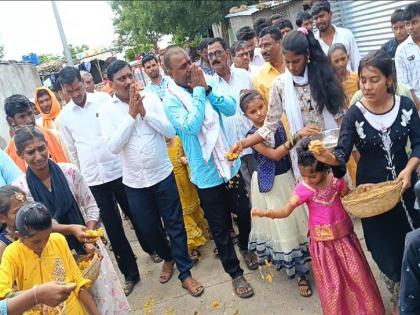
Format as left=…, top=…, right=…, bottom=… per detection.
left=284, top=141, right=292, bottom=150
left=33, top=285, right=38, bottom=304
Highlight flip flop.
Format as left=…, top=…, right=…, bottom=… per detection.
left=297, top=278, right=313, bottom=297
left=232, top=275, right=254, bottom=299
left=159, top=261, right=175, bottom=284
left=240, top=250, right=259, bottom=270
left=149, top=253, right=163, bottom=263
left=182, top=277, right=204, bottom=297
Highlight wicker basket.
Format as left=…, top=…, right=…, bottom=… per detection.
left=342, top=180, right=403, bottom=218
left=78, top=252, right=101, bottom=282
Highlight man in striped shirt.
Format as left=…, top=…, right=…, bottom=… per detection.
left=143, top=54, right=170, bottom=100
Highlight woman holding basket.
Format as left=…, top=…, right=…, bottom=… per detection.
left=313, top=49, right=420, bottom=315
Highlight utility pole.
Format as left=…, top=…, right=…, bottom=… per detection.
left=51, top=0, right=73, bottom=66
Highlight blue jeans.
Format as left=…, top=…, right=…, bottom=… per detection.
left=124, top=172, right=192, bottom=281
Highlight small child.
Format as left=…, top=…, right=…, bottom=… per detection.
left=0, top=185, right=26, bottom=261
left=252, top=138, right=385, bottom=315
left=0, top=202, right=100, bottom=315
left=240, top=90, right=311, bottom=297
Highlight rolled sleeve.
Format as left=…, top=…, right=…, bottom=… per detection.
left=257, top=81, right=283, bottom=146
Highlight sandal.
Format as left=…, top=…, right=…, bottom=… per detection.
left=149, top=253, right=163, bottom=263
left=123, top=279, right=139, bottom=296
left=240, top=250, right=259, bottom=270
left=159, top=261, right=175, bottom=284
left=230, top=229, right=239, bottom=245
left=297, top=277, right=313, bottom=297
left=190, top=249, right=201, bottom=264
left=182, top=277, right=204, bottom=297
left=232, top=275, right=254, bottom=298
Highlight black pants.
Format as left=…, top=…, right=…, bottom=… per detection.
left=227, top=172, right=252, bottom=251
left=124, top=172, right=192, bottom=282
left=89, top=177, right=140, bottom=282
left=400, top=228, right=420, bottom=315
left=197, top=172, right=250, bottom=279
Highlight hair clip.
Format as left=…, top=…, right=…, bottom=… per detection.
left=14, top=192, right=25, bottom=202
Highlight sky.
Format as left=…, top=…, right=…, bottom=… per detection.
left=0, top=1, right=115, bottom=60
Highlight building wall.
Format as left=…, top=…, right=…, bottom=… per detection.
left=0, top=63, right=42, bottom=149
left=228, top=1, right=307, bottom=44
left=330, top=0, right=416, bottom=55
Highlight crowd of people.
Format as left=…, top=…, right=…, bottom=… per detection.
left=0, top=0, right=420, bottom=314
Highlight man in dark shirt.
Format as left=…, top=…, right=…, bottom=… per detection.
left=381, top=9, right=409, bottom=59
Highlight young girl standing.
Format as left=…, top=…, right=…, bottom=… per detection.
left=252, top=138, right=385, bottom=315
left=240, top=90, right=314, bottom=297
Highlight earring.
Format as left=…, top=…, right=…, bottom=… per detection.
left=14, top=192, right=25, bottom=202
left=307, top=58, right=311, bottom=64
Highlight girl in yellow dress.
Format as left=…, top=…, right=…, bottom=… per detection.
left=0, top=202, right=99, bottom=315
left=166, top=136, right=208, bottom=262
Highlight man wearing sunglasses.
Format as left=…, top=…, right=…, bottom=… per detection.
left=207, top=35, right=258, bottom=270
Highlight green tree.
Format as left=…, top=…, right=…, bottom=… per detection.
left=67, top=44, right=89, bottom=62
left=0, top=45, right=4, bottom=59
left=111, top=1, right=256, bottom=49
left=38, top=53, right=62, bottom=64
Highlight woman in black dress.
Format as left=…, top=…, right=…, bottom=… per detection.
left=313, top=49, right=420, bottom=314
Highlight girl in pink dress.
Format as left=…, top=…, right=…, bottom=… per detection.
left=252, top=138, right=384, bottom=315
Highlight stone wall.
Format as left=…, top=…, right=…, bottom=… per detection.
left=0, top=63, right=42, bottom=148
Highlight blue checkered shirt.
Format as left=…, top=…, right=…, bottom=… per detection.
left=144, top=75, right=170, bottom=100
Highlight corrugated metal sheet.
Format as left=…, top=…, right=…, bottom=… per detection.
left=330, top=0, right=342, bottom=27
left=333, top=0, right=416, bottom=55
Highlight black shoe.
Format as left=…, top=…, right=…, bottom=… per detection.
left=124, top=278, right=140, bottom=296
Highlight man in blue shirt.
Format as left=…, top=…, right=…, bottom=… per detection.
left=143, top=54, right=170, bottom=100
left=0, top=150, right=21, bottom=187
left=163, top=46, right=255, bottom=299
left=381, top=9, right=409, bottom=59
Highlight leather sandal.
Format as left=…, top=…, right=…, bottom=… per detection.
left=182, top=277, right=204, bottom=297
left=159, top=261, right=175, bottom=284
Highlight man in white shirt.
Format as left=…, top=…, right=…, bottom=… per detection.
left=57, top=66, right=152, bottom=296
left=236, top=26, right=265, bottom=68
left=230, top=40, right=258, bottom=78
left=395, top=2, right=420, bottom=108
left=312, top=0, right=360, bottom=72
left=208, top=38, right=256, bottom=193
left=207, top=37, right=258, bottom=274
left=98, top=60, right=203, bottom=296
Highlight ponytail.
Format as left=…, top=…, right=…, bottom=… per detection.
left=282, top=30, right=345, bottom=115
